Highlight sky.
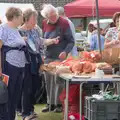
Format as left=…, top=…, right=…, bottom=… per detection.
left=0, top=3, right=35, bottom=23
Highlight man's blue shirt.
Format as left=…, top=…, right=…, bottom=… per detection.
left=90, top=34, right=105, bottom=50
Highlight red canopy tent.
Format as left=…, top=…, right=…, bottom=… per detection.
left=64, top=0, right=120, bottom=18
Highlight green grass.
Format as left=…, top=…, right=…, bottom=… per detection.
left=17, top=104, right=63, bottom=120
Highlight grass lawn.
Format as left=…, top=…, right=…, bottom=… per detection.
left=17, top=104, right=63, bottom=120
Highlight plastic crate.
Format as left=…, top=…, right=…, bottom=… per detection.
left=84, top=96, right=120, bottom=120
left=83, top=84, right=100, bottom=96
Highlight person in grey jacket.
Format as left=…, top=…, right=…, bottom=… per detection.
left=57, top=6, right=78, bottom=57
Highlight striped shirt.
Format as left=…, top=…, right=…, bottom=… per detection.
left=0, top=24, right=26, bottom=68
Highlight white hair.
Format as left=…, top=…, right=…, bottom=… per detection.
left=41, top=4, right=58, bottom=18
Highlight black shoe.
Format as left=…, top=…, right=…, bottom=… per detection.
left=42, top=104, right=55, bottom=112
left=53, top=106, right=62, bottom=113
left=23, top=114, right=37, bottom=120
left=30, top=111, right=38, bottom=117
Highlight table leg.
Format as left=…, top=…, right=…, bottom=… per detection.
left=54, top=74, right=58, bottom=106
left=64, top=80, right=69, bottom=120
left=49, top=75, right=53, bottom=112
left=79, top=82, right=85, bottom=120
left=100, top=83, right=104, bottom=91
left=116, top=82, right=120, bottom=94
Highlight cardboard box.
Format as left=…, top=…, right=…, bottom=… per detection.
left=102, top=48, right=120, bottom=65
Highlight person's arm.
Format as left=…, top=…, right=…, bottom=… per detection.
left=58, top=23, right=74, bottom=60
left=104, top=39, right=113, bottom=49
left=68, top=20, right=78, bottom=57
left=44, top=37, right=59, bottom=46
left=44, top=39, right=55, bottom=46
left=0, top=26, right=3, bottom=74
left=36, top=26, right=59, bottom=55
left=63, top=25, right=75, bottom=54
left=68, top=19, right=76, bottom=40
left=0, top=40, right=2, bottom=73
left=104, top=38, right=120, bottom=49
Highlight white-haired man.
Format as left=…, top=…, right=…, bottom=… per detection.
left=41, top=4, right=74, bottom=112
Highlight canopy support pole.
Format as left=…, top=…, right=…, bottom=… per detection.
left=96, top=0, right=102, bottom=54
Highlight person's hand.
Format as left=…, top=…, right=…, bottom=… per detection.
left=115, top=40, right=120, bottom=44
left=22, top=37, right=27, bottom=41
left=39, top=64, right=45, bottom=72
left=52, top=36, right=60, bottom=44
left=53, top=39, right=59, bottom=44
left=0, top=67, right=2, bottom=76
left=42, top=56, right=44, bottom=62
left=59, top=52, right=67, bottom=60
left=45, top=37, right=60, bottom=46
left=112, top=40, right=120, bottom=45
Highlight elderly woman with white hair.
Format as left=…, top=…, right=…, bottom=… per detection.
left=41, top=4, right=74, bottom=112
left=15, top=8, right=60, bottom=120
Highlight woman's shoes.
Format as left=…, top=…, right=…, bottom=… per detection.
left=23, top=112, right=38, bottom=120
left=42, top=104, right=62, bottom=113
left=42, top=104, right=55, bottom=112
left=53, top=106, right=62, bottom=113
